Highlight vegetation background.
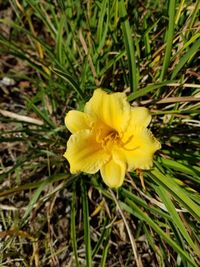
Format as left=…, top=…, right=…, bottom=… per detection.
left=0, top=0, right=200, bottom=266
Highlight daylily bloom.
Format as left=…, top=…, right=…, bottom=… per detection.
left=64, top=89, right=161, bottom=188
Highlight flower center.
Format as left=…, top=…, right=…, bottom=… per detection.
left=102, top=130, right=120, bottom=150
left=94, top=126, right=139, bottom=152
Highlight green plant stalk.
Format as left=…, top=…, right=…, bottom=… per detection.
left=119, top=0, right=138, bottom=92
left=160, top=0, right=176, bottom=81
left=120, top=200, right=197, bottom=267
left=127, top=81, right=175, bottom=101
left=171, top=38, right=200, bottom=79
left=156, top=186, right=199, bottom=255
left=81, top=180, right=92, bottom=267
left=100, top=228, right=111, bottom=267
left=150, top=168, right=200, bottom=221
left=71, top=182, right=80, bottom=267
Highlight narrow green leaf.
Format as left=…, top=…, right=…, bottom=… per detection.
left=171, top=38, right=200, bottom=79
left=97, top=0, right=107, bottom=43
left=149, top=168, right=200, bottom=221
left=92, top=218, right=108, bottom=258
left=186, top=0, right=200, bottom=39
left=143, top=224, right=164, bottom=265
left=25, top=98, right=56, bottom=129
left=119, top=0, right=138, bottom=92
left=99, top=51, right=125, bottom=76
left=120, top=200, right=197, bottom=267
left=96, top=9, right=109, bottom=58
left=143, top=14, right=151, bottom=57
left=175, top=0, right=185, bottom=25
left=152, top=109, right=200, bottom=115
left=0, top=173, right=71, bottom=198
left=56, top=15, right=66, bottom=65
left=51, top=67, right=84, bottom=99
left=156, top=186, right=199, bottom=255
left=71, top=182, right=80, bottom=267
left=25, top=0, right=57, bottom=36
left=21, top=180, right=47, bottom=226
left=100, top=227, right=111, bottom=267
left=159, top=158, right=200, bottom=181
left=160, top=0, right=176, bottom=81
left=127, top=81, right=175, bottom=101
left=120, top=188, right=171, bottom=221
left=81, top=180, right=92, bottom=267
left=18, top=174, right=71, bottom=227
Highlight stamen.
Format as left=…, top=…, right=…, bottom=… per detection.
left=123, top=145, right=140, bottom=151
left=120, top=135, right=140, bottom=151
left=96, top=128, right=103, bottom=143
left=101, top=130, right=119, bottom=150
left=122, top=135, right=134, bottom=146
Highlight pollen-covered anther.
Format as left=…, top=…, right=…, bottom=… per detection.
left=117, top=135, right=139, bottom=151
left=101, top=130, right=120, bottom=150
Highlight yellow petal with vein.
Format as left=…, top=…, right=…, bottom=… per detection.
left=100, top=158, right=126, bottom=188
left=130, top=107, right=151, bottom=127
left=122, top=127, right=161, bottom=170
left=84, top=89, right=130, bottom=133
left=65, top=110, right=94, bottom=133
left=64, top=130, right=110, bottom=174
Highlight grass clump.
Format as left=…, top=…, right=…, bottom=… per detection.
left=0, top=0, right=200, bottom=266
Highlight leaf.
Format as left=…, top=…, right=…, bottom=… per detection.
left=171, top=38, right=200, bottom=79
left=119, top=0, right=138, bottom=92
left=120, top=200, right=197, bottom=267
left=81, top=180, right=92, bottom=267
left=149, top=168, right=200, bottom=221
left=155, top=186, right=199, bottom=256
left=160, top=0, right=176, bottom=81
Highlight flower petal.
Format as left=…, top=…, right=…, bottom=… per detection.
left=65, top=110, right=94, bottom=133
left=84, top=89, right=130, bottom=133
left=100, top=157, right=126, bottom=188
left=122, top=127, right=161, bottom=170
left=64, top=129, right=110, bottom=174
left=129, top=107, right=152, bottom=128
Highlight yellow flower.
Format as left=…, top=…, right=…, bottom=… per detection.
left=64, top=89, right=161, bottom=188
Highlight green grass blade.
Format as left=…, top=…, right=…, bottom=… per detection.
left=21, top=180, right=47, bottom=226
left=156, top=186, right=199, bottom=255
left=152, top=109, right=200, bottom=115
left=175, top=0, right=185, bottom=25
left=160, top=0, right=176, bottom=81
left=119, top=0, right=138, bottom=92
left=143, top=224, right=165, bottom=265
left=25, top=0, right=57, bottom=37
left=171, top=38, right=200, bottom=79
left=120, top=188, right=171, bottom=221
left=127, top=81, right=175, bottom=101
left=159, top=158, right=200, bottom=181
left=97, top=0, right=107, bottom=44
left=120, top=200, right=197, bottom=267
left=0, top=173, right=71, bottom=198
left=100, top=228, right=111, bottom=267
left=81, top=180, right=92, bottom=267
left=96, top=10, right=109, bottom=59
left=143, top=13, right=151, bottom=57
left=50, top=67, right=84, bottom=99
left=186, top=0, right=200, bottom=39
left=56, top=15, right=66, bottom=65
left=25, top=98, right=56, bottom=129
left=71, top=182, right=80, bottom=267
left=99, top=51, right=125, bottom=76
left=149, top=168, right=200, bottom=221
left=92, top=218, right=108, bottom=258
